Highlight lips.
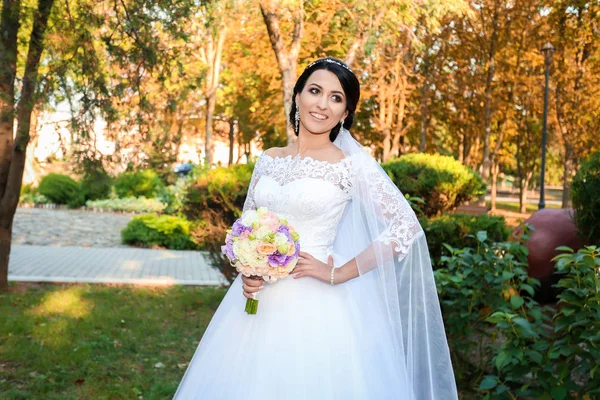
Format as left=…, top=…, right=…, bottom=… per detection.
left=309, top=112, right=328, bottom=121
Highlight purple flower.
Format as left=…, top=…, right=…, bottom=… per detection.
left=221, top=240, right=235, bottom=261
left=277, top=225, right=293, bottom=241
left=268, top=252, right=289, bottom=268
left=231, top=219, right=251, bottom=236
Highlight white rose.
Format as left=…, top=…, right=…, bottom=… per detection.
left=241, top=210, right=259, bottom=226
left=274, top=232, right=288, bottom=246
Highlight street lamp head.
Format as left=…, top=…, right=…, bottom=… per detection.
left=541, top=42, right=555, bottom=66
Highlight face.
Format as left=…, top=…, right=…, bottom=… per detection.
left=296, top=69, right=348, bottom=136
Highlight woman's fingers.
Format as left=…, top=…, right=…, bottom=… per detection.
left=243, top=283, right=263, bottom=293
left=298, top=251, right=313, bottom=260
left=242, top=275, right=263, bottom=287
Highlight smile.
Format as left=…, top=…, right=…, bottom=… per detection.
left=309, top=112, right=328, bottom=120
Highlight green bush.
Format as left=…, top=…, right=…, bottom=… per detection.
left=436, top=233, right=600, bottom=398
left=121, top=214, right=196, bottom=250
left=114, top=170, right=164, bottom=199
left=86, top=197, right=166, bottom=213
left=420, top=213, right=510, bottom=266
left=81, top=170, right=113, bottom=201
left=571, top=151, right=600, bottom=246
left=382, top=153, right=486, bottom=217
left=19, top=193, right=49, bottom=205
left=20, top=183, right=35, bottom=196
left=38, top=173, right=84, bottom=207
left=184, top=162, right=254, bottom=281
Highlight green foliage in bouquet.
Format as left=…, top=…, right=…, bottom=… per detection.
left=115, top=170, right=164, bottom=199
left=382, top=153, right=486, bottom=217
left=571, top=151, right=600, bottom=246
left=121, top=214, right=196, bottom=250
left=38, top=173, right=84, bottom=207
left=420, top=213, right=510, bottom=266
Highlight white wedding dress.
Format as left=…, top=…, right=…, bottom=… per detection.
left=174, top=154, right=415, bottom=399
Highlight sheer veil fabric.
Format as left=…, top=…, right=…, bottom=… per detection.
left=322, top=129, right=456, bottom=399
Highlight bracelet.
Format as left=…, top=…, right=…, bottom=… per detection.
left=330, top=266, right=336, bottom=286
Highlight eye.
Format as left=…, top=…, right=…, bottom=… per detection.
left=331, top=95, right=343, bottom=103
left=309, top=87, right=320, bottom=95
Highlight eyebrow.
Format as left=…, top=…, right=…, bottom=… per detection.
left=308, top=83, right=345, bottom=97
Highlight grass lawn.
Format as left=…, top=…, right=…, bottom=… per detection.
left=0, top=282, right=226, bottom=400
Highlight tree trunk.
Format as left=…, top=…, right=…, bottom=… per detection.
left=0, top=0, right=20, bottom=195
left=490, top=161, right=499, bottom=212
left=228, top=118, right=235, bottom=166
left=519, top=171, right=532, bottom=214
left=259, top=0, right=303, bottom=145
left=0, top=0, right=56, bottom=290
left=562, top=144, right=574, bottom=208
left=419, top=82, right=429, bottom=153
left=204, top=25, right=227, bottom=166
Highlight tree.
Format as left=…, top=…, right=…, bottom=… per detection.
left=259, top=0, right=303, bottom=145
left=0, top=0, right=56, bottom=290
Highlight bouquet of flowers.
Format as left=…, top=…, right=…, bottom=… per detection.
left=221, top=207, right=300, bottom=314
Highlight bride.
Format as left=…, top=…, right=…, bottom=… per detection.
left=174, top=57, right=458, bottom=399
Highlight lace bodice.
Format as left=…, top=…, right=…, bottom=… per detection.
left=244, top=154, right=353, bottom=262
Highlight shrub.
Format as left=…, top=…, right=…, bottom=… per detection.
left=571, top=151, right=600, bottom=246
left=114, top=170, right=164, bottom=199
left=437, top=233, right=600, bottom=398
left=421, top=213, right=510, bottom=266
left=382, top=153, right=486, bottom=217
left=121, top=214, right=196, bottom=250
left=20, top=183, right=35, bottom=196
left=81, top=170, right=113, bottom=201
left=38, top=173, right=84, bottom=207
left=184, top=162, right=254, bottom=281
left=85, top=197, right=166, bottom=213
left=19, top=193, right=49, bottom=205
left=435, top=230, right=548, bottom=396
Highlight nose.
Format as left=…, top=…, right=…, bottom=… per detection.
left=317, top=95, right=328, bottom=110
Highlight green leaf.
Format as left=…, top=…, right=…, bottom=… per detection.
left=528, top=350, right=543, bottom=364
left=521, top=283, right=535, bottom=296
left=550, top=387, right=567, bottom=400
left=555, top=246, right=574, bottom=253
left=479, top=376, right=498, bottom=390
left=510, top=295, right=525, bottom=309
left=502, top=271, right=515, bottom=280
left=495, top=351, right=512, bottom=370
left=477, top=231, right=488, bottom=243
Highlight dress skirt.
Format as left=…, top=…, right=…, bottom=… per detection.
left=174, top=253, right=412, bottom=400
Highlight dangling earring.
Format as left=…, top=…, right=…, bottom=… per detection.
left=339, top=119, right=345, bottom=135
left=295, top=107, right=300, bottom=134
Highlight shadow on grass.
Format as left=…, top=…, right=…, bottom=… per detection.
left=0, top=282, right=226, bottom=399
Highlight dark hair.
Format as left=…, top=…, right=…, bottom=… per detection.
left=289, top=57, right=360, bottom=142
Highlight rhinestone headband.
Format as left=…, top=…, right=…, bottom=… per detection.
left=307, top=58, right=353, bottom=73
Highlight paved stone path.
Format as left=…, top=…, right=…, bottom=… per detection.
left=9, top=208, right=228, bottom=286
left=8, top=245, right=228, bottom=286
left=13, top=207, right=133, bottom=247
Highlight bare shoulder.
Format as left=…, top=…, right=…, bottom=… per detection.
left=263, top=146, right=293, bottom=158
left=318, top=145, right=346, bottom=163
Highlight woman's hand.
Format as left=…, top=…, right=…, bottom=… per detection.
left=241, top=275, right=264, bottom=299
left=291, top=252, right=335, bottom=284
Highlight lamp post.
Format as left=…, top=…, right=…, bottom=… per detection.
left=539, top=42, right=555, bottom=210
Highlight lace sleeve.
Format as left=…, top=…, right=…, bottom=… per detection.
left=242, top=155, right=266, bottom=213
left=358, top=155, right=423, bottom=261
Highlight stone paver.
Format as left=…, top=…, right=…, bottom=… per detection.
left=13, top=207, right=132, bottom=247
left=8, top=245, right=228, bottom=286
left=10, top=207, right=228, bottom=286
